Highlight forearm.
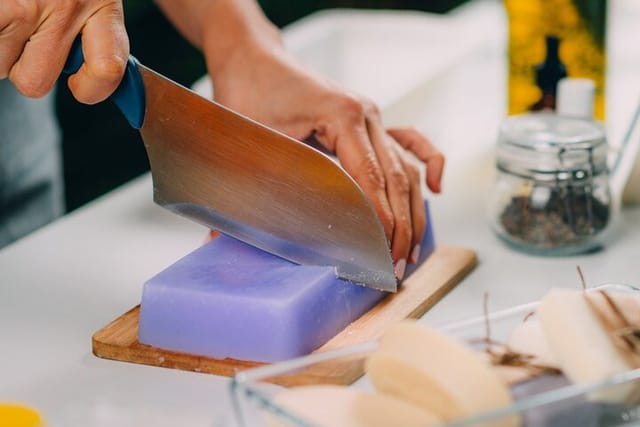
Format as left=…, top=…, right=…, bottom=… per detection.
left=154, top=0, right=282, bottom=76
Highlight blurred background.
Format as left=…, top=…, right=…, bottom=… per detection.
left=55, top=0, right=470, bottom=212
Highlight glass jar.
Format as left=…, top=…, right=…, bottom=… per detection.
left=488, top=113, right=611, bottom=255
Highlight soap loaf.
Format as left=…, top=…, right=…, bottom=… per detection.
left=138, top=203, right=435, bottom=363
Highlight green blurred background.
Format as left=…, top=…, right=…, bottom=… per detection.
left=56, top=0, right=469, bottom=212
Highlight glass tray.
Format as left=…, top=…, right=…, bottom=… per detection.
left=229, top=284, right=640, bottom=427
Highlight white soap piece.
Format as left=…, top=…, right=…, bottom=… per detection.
left=365, top=321, right=519, bottom=427
left=537, top=288, right=639, bottom=402
left=507, top=316, right=560, bottom=369
left=267, top=385, right=440, bottom=427
left=587, top=290, right=640, bottom=328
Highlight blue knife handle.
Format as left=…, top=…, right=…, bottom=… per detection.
left=63, top=37, right=145, bottom=129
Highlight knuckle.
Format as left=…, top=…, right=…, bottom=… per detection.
left=405, top=161, right=421, bottom=181
left=388, top=166, right=410, bottom=194
left=57, top=0, right=79, bottom=15
left=8, top=0, right=39, bottom=26
left=405, top=126, right=420, bottom=135
left=12, top=75, right=50, bottom=98
left=429, top=152, right=445, bottom=168
left=337, top=94, right=365, bottom=123
left=356, top=154, right=386, bottom=191
left=381, top=208, right=395, bottom=234
left=362, top=98, right=381, bottom=119
left=396, top=218, right=412, bottom=242
left=88, top=55, right=126, bottom=84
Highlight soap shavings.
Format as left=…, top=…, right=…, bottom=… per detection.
left=479, top=292, right=561, bottom=378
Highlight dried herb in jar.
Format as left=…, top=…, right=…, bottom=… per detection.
left=500, top=184, right=609, bottom=247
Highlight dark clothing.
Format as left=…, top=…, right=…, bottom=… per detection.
left=0, top=80, right=64, bottom=248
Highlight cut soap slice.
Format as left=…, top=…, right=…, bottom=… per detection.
left=268, top=385, right=440, bottom=427
left=507, top=316, right=560, bottom=369
left=365, top=321, right=518, bottom=427
left=537, top=288, right=640, bottom=402
left=138, top=203, right=435, bottom=363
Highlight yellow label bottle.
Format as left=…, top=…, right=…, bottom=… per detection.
left=504, top=0, right=607, bottom=120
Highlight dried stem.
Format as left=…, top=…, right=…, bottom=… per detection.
left=483, top=291, right=492, bottom=351
left=481, top=292, right=561, bottom=376
left=598, top=290, right=640, bottom=354
left=577, top=265, right=587, bottom=291
left=523, top=311, right=536, bottom=322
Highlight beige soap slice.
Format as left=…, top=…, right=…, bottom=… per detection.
left=365, top=321, right=519, bottom=427
left=537, top=288, right=640, bottom=402
left=267, top=385, right=440, bottom=427
left=507, top=316, right=560, bottom=369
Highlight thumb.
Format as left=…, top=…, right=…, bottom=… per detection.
left=67, top=3, right=129, bottom=104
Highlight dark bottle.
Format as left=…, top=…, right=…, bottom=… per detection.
left=530, top=36, right=567, bottom=112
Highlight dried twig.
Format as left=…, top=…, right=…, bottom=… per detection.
left=482, top=292, right=561, bottom=376
left=577, top=265, right=587, bottom=291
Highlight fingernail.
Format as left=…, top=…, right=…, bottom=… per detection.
left=394, top=258, right=407, bottom=280
left=410, top=244, right=421, bottom=264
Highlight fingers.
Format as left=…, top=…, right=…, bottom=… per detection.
left=0, top=4, right=31, bottom=78
left=366, top=116, right=414, bottom=279
left=315, top=94, right=432, bottom=280
left=0, top=1, right=42, bottom=85
left=68, top=3, right=128, bottom=104
left=1, top=0, right=128, bottom=103
left=0, top=28, right=29, bottom=81
left=387, top=127, right=445, bottom=193
left=318, top=97, right=395, bottom=243
left=394, top=144, right=427, bottom=264
left=7, top=8, right=78, bottom=97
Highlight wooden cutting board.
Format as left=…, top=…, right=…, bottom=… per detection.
left=93, top=245, right=476, bottom=386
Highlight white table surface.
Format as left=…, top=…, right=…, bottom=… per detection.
left=2, top=1, right=640, bottom=426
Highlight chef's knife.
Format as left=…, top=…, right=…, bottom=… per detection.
left=64, top=40, right=397, bottom=292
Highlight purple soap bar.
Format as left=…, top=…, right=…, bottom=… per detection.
left=138, top=203, right=435, bottom=363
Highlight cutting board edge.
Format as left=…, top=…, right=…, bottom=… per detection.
left=92, top=244, right=477, bottom=386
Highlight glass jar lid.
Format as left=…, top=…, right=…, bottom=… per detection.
left=497, top=113, right=607, bottom=181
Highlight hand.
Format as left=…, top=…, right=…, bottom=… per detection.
left=0, top=0, right=129, bottom=103
left=152, top=0, right=445, bottom=279
left=207, top=42, right=444, bottom=280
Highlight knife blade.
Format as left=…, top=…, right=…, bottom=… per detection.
left=64, top=40, right=396, bottom=292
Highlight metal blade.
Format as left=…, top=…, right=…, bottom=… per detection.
left=136, top=65, right=396, bottom=291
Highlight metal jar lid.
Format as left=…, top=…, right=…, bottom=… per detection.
left=497, top=113, right=607, bottom=182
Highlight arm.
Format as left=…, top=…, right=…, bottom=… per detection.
left=0, top=0, right=444, bottom=279
left=156, top=0, right=445, bottom=278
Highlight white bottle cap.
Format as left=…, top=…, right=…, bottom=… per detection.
left=556, top=77, right=596, bottom=119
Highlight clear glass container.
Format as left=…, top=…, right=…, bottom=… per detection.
left=229, top=284, right=640, bottom=427
left=487, top=113, right=611, bottom=255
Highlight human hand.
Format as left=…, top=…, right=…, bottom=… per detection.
left=207, top=41, right=444, bottom=280
left=151, top=0, right=445, bottom=279
left=0, top=0, right=129, bottom=103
